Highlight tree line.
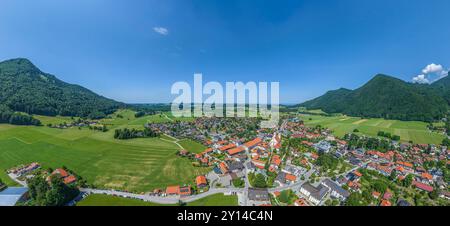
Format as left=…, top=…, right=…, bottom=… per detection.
left=114, top=127, right=160, bottom=140
left=0, top=104, right=41, bottom=126
left=26, top=175, right=79, bottom=206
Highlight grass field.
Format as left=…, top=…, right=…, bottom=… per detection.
left=178, top=139, right=207, bottom=153
left=301, top=114, right=445, bottom=144
left=76, top=193, right=238, bottom=206
left=0, top=109, right=210, bottom=192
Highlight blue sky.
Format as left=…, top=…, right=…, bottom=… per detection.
left=1, top=0, right=449, bottom=104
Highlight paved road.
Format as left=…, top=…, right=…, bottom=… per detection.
left=80, top=187, right=244, bottom=205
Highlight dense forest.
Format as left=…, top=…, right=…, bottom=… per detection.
left=299, top=74, right=450, bottom=122
left=0, top=58, right=125, bottom=120
left=0, top=104, right=41, bottom=125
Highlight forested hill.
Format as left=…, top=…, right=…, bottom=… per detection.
left=299, top=74, right=449, bottom=122
left=0, top=58, right=125, bottom=120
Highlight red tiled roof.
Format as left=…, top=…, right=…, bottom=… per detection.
left=252, top=159, right=266, bottom=167
left=421, top=173, right=433, bottom=180
left=413, top=181, right=433, bottom=192
left=271, top=155, right=281, bottom=166
left=380, top=199, right=392, bottom=206
left=285, top=174, right=297, bottom=182
left=202, top=148, right=213, bottom=155
left=301, top=141, right=314, bottom=146
left=227, top=146, right=246, bottom=155
left=53, top=168, right=69, bottom=178
left=353, top=171, right=362, bottom=177
left=166, top=185, right=180, bottom=195
left=396, top=161, right=413, bottom=168
left=244, top=138, right=262, bottom=148
left=219, top=143, right=236, bottom=151
left=63, top=175, right=77, bottom=184
left=372, top=191, right=381, bottom=198
left=219, top=162, right=229, bottom=173
left=295, top=199, right=309, bottom=206
left=196, top=176, right=207, bottom=186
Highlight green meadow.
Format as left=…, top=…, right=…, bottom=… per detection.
left=178, top=139, right=208, bottom=154
left=301, top=114, right=445, bottom=144
left=76, top=193, right=238, bottom=206
left=0, top=110, right=209, bottom=192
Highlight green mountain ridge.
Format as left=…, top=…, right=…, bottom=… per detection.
left=0, top=58, right=125, bottom=120
left=300, top=74, right=449, bottom=122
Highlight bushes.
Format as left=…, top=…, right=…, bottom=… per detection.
left=377, top=131, right=401, bottom=141
left=27, top=175, right=79, bottom=206
left=114, top=127, right=159, bottom=140
left=232, top=178, right=245, bottom=188
left=249, top=173, right=267, bottom=188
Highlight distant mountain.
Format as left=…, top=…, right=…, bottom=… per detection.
left=430, top=75, right=450, bottom=104
left=0, top=58, right=125, bottom=120
left=299, top=74, right=449, bottom=122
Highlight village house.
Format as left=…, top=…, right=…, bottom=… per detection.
left=243, top=137, right=263, bottom=151
left=294, top=198, right=309, bottom=206
left=50, top=168, right=77, bottom=185
left=226, top=160, right=245, bottom=173
left=248, top=188, right=270, bottom=206
left=166, top=186, right=180, bottom=196
left=179, top=186, right=192, bottom=197
left=321, top=179, right=350, bottom=201
left=275, top=172, right=297, bottom=186
left=314, top=141, right=332, bottom=153
left=9, top=162, right=40, bottom=176
left=299, top=183, right=329, bottom=206
left=196, top=175, right=208, bottom=189
left=412, top=180, right=434, bottom=192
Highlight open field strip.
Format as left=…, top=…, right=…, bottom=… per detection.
left=301, top=114, right=445, bottom=144
left=76, top=193, right=238, bottom=206
left=0, top=110, right=209, bottom=192
left=352, top=119, right=368, bottom=125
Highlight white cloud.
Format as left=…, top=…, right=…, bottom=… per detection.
left=439, top=69, right=449, bottom=78
left=412, top=74, right=430, bottom=84
left=422, top=63, right=444, bottom=74
left=412, top=63, right=448, bottom=83
left=153, top=27, right=169, bottom=35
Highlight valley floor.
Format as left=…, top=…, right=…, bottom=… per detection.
left=300, top=114, right=445, bottom=144
left=0, top=110, right=207, bottom=192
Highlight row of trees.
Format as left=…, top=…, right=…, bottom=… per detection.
left=114, top=127, right=159, bottom=140
left=315, top=153, right=340, bottom=172
left=344, top=133, right=395, bottom=153
left=27, top=175, right=79, bottom=206
left=377, top=131, right=400, bottom=141
left=134, top=110, right=156, bottom=118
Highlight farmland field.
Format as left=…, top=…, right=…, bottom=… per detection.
left=300, top=114, right=445, bottom=144
left=178, top=139, right=207, bottom=153
left=76, top=193, right=238, bottom=206
left=0, top=110, right=210, bottom=192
